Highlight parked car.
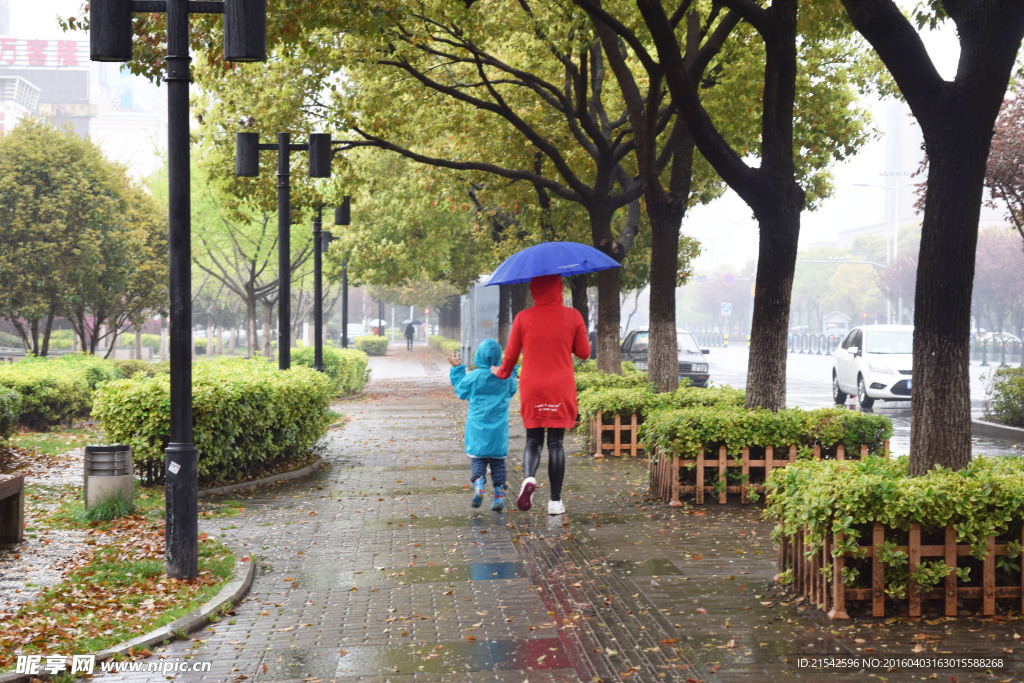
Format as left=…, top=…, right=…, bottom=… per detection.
left=346, top=323, right=365, bottom=338
left=620, top=329, right=710, bottom=387
left=832, top=324, right=913, bottom=409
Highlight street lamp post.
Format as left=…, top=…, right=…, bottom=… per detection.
left=90, top=0, right=266, bottom=579
left=236, top=132, right=333, bottom=370
left=334, top=198, right=351, bottom=349
left=312, top=205, right=341, bottom=372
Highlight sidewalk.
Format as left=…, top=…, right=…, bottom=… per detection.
left=95, top=342, right=1022, bottom=682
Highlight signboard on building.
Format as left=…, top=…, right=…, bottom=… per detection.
left=0, top=39, right=87, bottom=69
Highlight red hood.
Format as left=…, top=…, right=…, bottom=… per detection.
left=529, top=274, right=564, bottom=306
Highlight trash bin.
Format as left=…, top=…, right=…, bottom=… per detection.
left=84, top=445, right=134, bottom=508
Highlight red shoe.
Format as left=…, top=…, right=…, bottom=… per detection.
left=517, top=477, right=537, bottom=511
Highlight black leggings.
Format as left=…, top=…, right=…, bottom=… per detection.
left=523, top=427, right=565, bottom=502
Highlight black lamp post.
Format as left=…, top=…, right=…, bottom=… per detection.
left=90, top=0, right=265, bottom=580
left=334, top=198, right=351, bottom=349
left=312, top=206, right=339, bottom=372
left=236, top=132, right=333, bottom=370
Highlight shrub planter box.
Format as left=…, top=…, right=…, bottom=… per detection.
left=766, top=456, right=1024, bottom=619
left=778, top=523, right=1024, bottom=619
left=588, top=412, right=643, bottom=458
left=649, top=442, right=882, bottom=506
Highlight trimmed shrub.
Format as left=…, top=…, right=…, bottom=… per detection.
left=291, top=346, right=369, bottom=395
left=0, top=386, right=21, bottom=442
left=765, top=455, right=1024, bottom=598
left=985, top=367, right=1024, bottom=428
left=353, top=335, right=388, bottom=356
left=0, top=362, right=92, bottom=429
left=429, top=335, right=461, bottom=357
left=641, top=406, right=892, bottom=460
left=93, top=358, right=334, bottom=486
left=111, top=359, right=170, bottom=379
left=574, top=361, right=646, bottom=392
left=0, top=331, right=24, bottom=348
left=21, top=353, right=124, bottom=390
left=577, top=383, right=746, bottom=428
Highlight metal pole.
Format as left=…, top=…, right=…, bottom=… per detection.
left=164, top=0, right=198, bottom=580
left=277, top=132, right=291, bottom=369
left=341, top=261, right=349, bottom=348
left=313, top=206, right=324, bottom=372
left=378, top=301, right=384, bottom=337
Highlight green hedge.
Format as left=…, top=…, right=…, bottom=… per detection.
left=111, top=359, right=170, bottom=378
left=0, top=386, right=21, bottom=442
left=93, top=358, right=333, bottom=486
left=641, top=406, right=892, bottom=460
left=429, top=335, right=461, bottom=357
left=21, top=353, right=123, bottom=391
left=291, top=345, right=369, bottom=395
left=573, top=361, right=647, bottom=392
left=765, top=456, right=1024, bottom=596
left=353, top=335, right=388, bottom=356
left=985, top=367, right=1024, bottom=428
left=577, top=384, right=746, bottom=427
left=0, top=360, right=95, bottom=429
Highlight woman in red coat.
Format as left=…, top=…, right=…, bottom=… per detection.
left=492, top=274, right=590, bottom=514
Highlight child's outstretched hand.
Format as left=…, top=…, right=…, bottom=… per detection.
left=447, top=355, right=461, bottom=367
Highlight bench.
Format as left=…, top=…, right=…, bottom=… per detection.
left=0, top=474, right=25, bottom=543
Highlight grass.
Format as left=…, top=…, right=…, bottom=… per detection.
left=0, top=525, right=235, bottom=668
left=10, top=424, right=102, bottom=457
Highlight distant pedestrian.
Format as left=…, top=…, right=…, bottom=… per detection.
left=492, top=274, right=590, bottom=515
left=404, top=323, right=415, bottom=351
left=448, top=339, right=518, bottom=511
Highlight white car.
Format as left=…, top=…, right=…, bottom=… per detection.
left=832, top=324, right=913, bottom=409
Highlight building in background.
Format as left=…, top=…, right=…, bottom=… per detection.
left=0, top=1, right=166, bottom=178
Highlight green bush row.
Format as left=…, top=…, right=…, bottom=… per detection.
left=429, top=335, right=461, bottom=357
left=985, top=367, right=1024, bottom=428
left=640, top=406, right=892, bottom=461
left=764, top=456, right=1024, bottom=595
left=573, top=361, right=647, bottom=393
left=577, top=383, right=746, bottom=427
left=291, top=346, right=369, bottom=395
left=0, top=355, right=113, bottom=429
left=92, top=358, right=334, bottom=486
left=353, top=335, right=388, bottom=356
left=0, top=386, right=20, bottom=442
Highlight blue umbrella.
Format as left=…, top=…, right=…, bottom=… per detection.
left=485, top=241, right=621, bottom=286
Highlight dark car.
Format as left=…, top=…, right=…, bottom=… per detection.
left=620, top=329, right=710, bottom=387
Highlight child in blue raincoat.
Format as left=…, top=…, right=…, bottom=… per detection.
left=448, top=339, right=518, bottom=511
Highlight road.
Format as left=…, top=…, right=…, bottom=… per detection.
left=703, top=344, right=1024, bottom=457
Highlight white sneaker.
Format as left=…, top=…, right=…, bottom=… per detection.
left=547, top=500, right=566, bottom=515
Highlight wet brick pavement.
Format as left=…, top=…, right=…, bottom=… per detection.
left=94, top=343, right=1024, bottom=682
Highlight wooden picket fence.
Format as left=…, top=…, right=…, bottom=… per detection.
left=779, top=523, right=1024, bottom=619
left=587, top=412, right=643, bottom=458
left=649, top=442, right=885, bottom=506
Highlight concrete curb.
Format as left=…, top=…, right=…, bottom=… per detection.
left=0, top=548, right=255, bottom=682
left=972, top=419, right=1024, bottom=444
left=198, top=456, right=325, bottom=499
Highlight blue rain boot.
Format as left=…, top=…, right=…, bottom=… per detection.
left=491, top=487, right=505, bottom=511
left=471, top=477, right=485, bottom=508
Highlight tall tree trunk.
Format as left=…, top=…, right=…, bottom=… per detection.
left=245, top=282, right=259, bottom=358
left=745, top=197, right=802, bottom=411
left=497, top=285, right=511, bottom=347
left=908, top=135, right=987, bottom=474
left=569, top=275, right=589, bottom=331
left=437, top=294, right=460, bottom=339
left=262, top=301, right=274, bottom=359
left=160, top=315, right=168, bottom=362
left=135, top=326, right=143, bottom=360
left=590, top=207, right=623, bottom=374
left=647, top=203, right=684, bottom=393
left=511, top=282, right=529, bottom=318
